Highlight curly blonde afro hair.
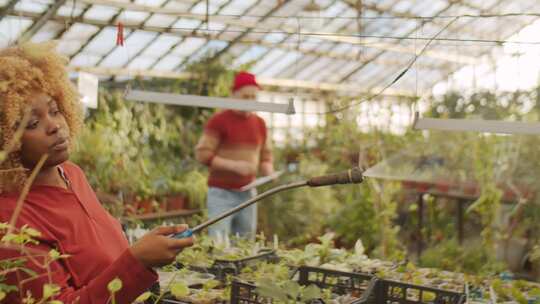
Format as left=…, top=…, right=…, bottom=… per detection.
left=0, top=41, right=83, bottom=193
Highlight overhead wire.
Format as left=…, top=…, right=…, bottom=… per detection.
left=301, top=16, right=460, bottom=115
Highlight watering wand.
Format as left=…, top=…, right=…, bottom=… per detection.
left=172, top=167, right=364, bottom=239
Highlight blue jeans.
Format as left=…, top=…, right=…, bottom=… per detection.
left=207, top=187, right=257, bottom=239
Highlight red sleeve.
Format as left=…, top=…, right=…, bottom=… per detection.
left=2, top=244, right=156, bottom=304
left=259, top=116, right=267, bottom=142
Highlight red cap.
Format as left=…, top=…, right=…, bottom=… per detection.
left=232, top=71, right=260, bottom=92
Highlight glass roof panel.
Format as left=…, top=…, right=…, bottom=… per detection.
left=57, top=4, right=85, bottom=17
left=71, top=52, right=102, bottom=67
left=127, top=56, right=156, bottom=70
left=262, top=51, right=301, bottom=78
left=191, top=1, right=222, bottom=14
left=83, top=27, right=121, bottom=56
left=15, top=0, right=47, bottom=14
left=83, top=5, right=119, bottom=21
left=220, top=0, right=258, bottom=15
left=141, top=35, right=181, bottom=59
left=118, top=10, right=150, bottom=23
left=145, top=14, right=177, bottom=27
left=0, top=17, right=33, bottom=48
left=30, top=21, right=64, bottom=43
left=170, top=37, right=207, bottom=56
left=251, top=49, right=286, bottom=75
left=233, top=45, right=268, bottom=66
left=153, top=54, right=184, bottom=71
left=173, top=18, right=202, bottom=30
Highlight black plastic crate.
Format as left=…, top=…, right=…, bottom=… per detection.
left=161, top=298, right=226, bottom=304
left=374, top=279, right=466, bottom=304
left=231, top=266, right=376, bottom=304
left=178, top=249, right=279, bottom=281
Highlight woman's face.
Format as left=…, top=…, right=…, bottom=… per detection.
left=19, top=92, right=70, bottom=169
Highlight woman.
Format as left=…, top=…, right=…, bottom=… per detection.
left=0, top=42, right=193, bottom=303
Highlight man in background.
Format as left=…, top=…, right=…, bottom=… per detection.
left=195, top=71, right=274, bottom=239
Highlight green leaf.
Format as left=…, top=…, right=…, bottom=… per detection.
left=47, top=301, right=64, bottom=304
left=22, top=226, right=41, bottom=238
left=43, top=284, right=60, bottom=299
left=135, top=291, right=152, bottom=302
left=256, top=279, right=288, bottom=302
left=202, top=279, right=220, bottom=290
left=1, top=233, right=16, bottom=243
left=0, top=222, right=10, bottom=230
left=20, top=267, right=37, bottom=278
left=107, top=278, right=123, bottom=293
left=283, top=281, right=301, bottom=300
left=301, top=285, right=322, bottom=302
left=0, top=283, right=18, bottom=293
left=0, top=291, right=5, bottom=301
left=49, top=249, right=60, bottom=260
left=170, top=282, right=189, bottom=298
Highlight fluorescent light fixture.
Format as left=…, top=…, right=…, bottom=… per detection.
left=413, top=112, right=540, bottom=135
left=125, top=89, right=295, bottom=114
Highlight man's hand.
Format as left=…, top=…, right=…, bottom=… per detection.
left=210, top=157, right=256, bottom=176
left=129, top=225, right=194, bottom=268
left=233, top=160, right=258, bottom=176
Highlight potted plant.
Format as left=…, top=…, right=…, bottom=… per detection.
left=165, top=170, right=208, bottom=211
left=165, top=180, right=190, bottom=211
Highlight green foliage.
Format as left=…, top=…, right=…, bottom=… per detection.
left=170, top=281, right=189, bottom=298
left=107, top=277, right=123, bottom=293
left=135, top=291, right=152, bottom=303
left=258, top=155, right=340, bottom=246
left=419, top=239, right=506, bottom=276
left=256, top=278, right=322, bottom=304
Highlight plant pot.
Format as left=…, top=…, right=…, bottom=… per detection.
left=402, top=181, right=418, bottom=190
left=435, top=182, right=450, bottom=193
left=463, top=183, right=478, bottom=196
left=285, top=151, right=300, bottom=163
left=137, top=198, right=155, bottom=214
left=166, top=194, right=188, bottom=211
left=416, top=182, right=431, bottom=192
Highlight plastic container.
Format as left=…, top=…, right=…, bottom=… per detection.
left=211, top=248, right=280, bottom=280
left=176, top=249, right=279, bottom=281
left=230, top=265, right=376, bottom=304
left=374, top=279, right=466, bottom=304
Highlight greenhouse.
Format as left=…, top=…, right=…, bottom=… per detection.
left=1, top=0, right=540, bottom=303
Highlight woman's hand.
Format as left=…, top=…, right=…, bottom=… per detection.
left=129, top=225, right=194, bottom=268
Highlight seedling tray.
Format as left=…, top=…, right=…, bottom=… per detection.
left=374, top=279, right=466, bottom=304
left=231, top=265, right=376, bottom=304
left=178, top=249, right=279, bottom=281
